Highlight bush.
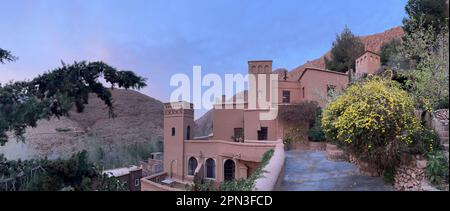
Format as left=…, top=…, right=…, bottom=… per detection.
left=408, top=129, right=441, bottom=155
left=426, top=151, right=449, bottom=187
left=308, top=111, right=326, bottom=142
left=322, top=76, right=421, bottom=170
left=279, top=101, right=320, bottom=126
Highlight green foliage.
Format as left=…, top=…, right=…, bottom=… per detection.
left=391, top=22, right=449, bottom=110
left=426, top=151, right=449, bottom=187
left=322, top=76, right=421, bottom=170
left=383, top=167, right=395, bottom=184
left=0, top=48, right=17, bottom=64
left=408, top=128, right=441, bottom=155
left=308, top=111, right=326, bottom=142
left=403, top=0, right=449, bottom=35
left=1, top=151, right=128, bottom=191
left=380, top=39, right=404, bottom=66
left=325, top=26, right=365, bottom=73
left=0, top=60, right=147, bottom=146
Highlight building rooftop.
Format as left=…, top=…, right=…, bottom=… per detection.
left=103, top=165, right=141, bottom=177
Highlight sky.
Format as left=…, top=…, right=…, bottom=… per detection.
left=0, top=0, right=408, bottom=118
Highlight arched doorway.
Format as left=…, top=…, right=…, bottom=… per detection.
left=224, top=159, right=235, bottom=181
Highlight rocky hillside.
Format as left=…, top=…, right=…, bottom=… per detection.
left=195, top=27, right=405, bottom=134
left=0, top=89, right=164, bottom=168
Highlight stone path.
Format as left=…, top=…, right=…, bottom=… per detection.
left=279, top=150, right=394, bottom=191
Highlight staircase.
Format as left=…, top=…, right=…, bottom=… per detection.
left=432, top=109, right=449, bottom=155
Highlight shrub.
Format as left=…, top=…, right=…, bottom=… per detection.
left=322, top=76, right=421, bottom=170
left=308, top=111, right=326, bottom=142
left=279, top=101, right=320, bottom=126
left=426, top=151, right=449, bottom=187
left=408, top=129, right=441, bottom=155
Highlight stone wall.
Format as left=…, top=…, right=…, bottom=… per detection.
left=393, top=155, right=428, bottom=191
left=327, top=145, right=435, bottom=191
left=348, top=154, right=430, bottom=191
left=348, top=155, right=383, bottom=177
left=432, top=109, right=449, bottom=151
left=326, top=144, right=347, bottom=161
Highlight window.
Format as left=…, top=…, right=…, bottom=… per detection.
left=135, top=179, right=140, bottom=187
left=282, top=91, right=291, bottom=103
left=171, top=127, right=175, bottom=136
left=187, top=157, right=197, bottom=176
left=233, top=128, right=244, bottom=142
left=327, top=85, right=336, bottom=98
left=186, top=126, right=191, bottom=140
left=257, top=127, right=268, bottom=140
left=224, top=160, right=235, bottom=181
left=205, top=158, right=216, bottom=179
left=302, top=87, right=305, bottom=98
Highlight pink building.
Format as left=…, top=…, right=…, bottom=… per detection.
left=141, top=54, right=378, bottom=191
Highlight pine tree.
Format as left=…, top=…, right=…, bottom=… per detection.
left=325, top=26, right=365, bottom=75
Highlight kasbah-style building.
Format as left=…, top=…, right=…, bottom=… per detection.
left=141, top=51, right=382, bottom=191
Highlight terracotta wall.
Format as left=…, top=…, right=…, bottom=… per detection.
left=299, top=69, right=348, bottom=107
left=212, top=108, right=244, bottom=142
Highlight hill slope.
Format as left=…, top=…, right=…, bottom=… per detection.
left=0, top=89, right=164, bottom=168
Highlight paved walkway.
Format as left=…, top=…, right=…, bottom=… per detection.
left=279, top=150, right=394, bottom=191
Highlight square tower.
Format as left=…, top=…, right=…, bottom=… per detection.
left=163, top=101, right=194, bottom=181
left=355, top=51, right=381, bottom=79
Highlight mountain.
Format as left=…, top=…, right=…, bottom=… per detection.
left=195, top=26, right=405, bottom=134
left=0, top=89, right=164, bottom=168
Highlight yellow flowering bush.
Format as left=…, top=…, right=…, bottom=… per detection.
left=322, top=76, right=421, bottom=169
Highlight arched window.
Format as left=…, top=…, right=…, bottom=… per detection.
left=186, top=126, right=191, bottom=140
left=224, top=159, right=235, bottom=181
left=187, top=157, right=197, bottom=176
left=172, top=127, right=176, bottom=136
left=205, top=158, right=216, bottom=179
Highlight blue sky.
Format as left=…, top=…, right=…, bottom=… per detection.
left=0, top=0, right=407, bottom=118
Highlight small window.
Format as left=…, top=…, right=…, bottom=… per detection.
left=172, top=127, right=175, bottom=136
left=282, top=91, right=291, bottom=103
left=186, top=126, right=191, bottom=140
left=233, top=128, right=244, bottom=142
left=135, top=179, right=140, bottom=187
left=327, top=85, right=336, bottom=98
left=302, top=87, right=305, bottom=98
left=187, top=157, right=197, bottom=176
left=257, top=127, right=268, bottom=141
